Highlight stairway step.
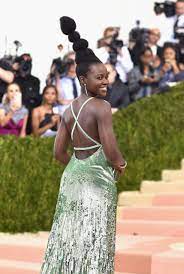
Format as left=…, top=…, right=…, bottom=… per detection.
left=162, top=170, right=184, bottom=182
left=116, top=220, right=184, bottom=237
left=115, top=235, right=184, bottom=274
left=0, top=259, right=40, bottom=272
left=152, top=249, right=184, bottom=274
left=0, top=267, right=38, bottom=274
left=118, top=192, right=155, bottom=206
left=141, top=180, right=184, bottom=193
left=0, top=244, right=44, bottom=263
left=152, top=193, right=184, bottom=206
left=120, top=206, right=184, bottom=221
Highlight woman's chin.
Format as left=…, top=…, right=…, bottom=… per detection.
left=98, top=90, right=107, bottom=97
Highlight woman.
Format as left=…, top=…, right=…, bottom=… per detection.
left=128, top=46, right=160, bottom=101
left=32, top=85, right=61, bottom=137
left=159, top=44, right=184, bottom=91
left=0, top=82, right=28, bottom=137
left=40, top=17, right=127, bottom=274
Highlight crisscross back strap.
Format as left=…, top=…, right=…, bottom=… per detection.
left=70, top=97, right=101, bottom=151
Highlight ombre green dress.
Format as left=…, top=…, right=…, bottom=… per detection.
left=40, top=97, right=118, bottom=274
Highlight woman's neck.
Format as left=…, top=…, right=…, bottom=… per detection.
left=43, top=103, right=53, bottom=110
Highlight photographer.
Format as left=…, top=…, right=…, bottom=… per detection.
left=174, top=0, right=184, bottom=36
left=56, top=55, right=81, bottom=115
left=129, top=26, right=163, bottom=66
left=46, top=51, right=76, bottom=86
left=147, top=29, right=163, bottom=59
left=154, top=0, right=184, bottom=45
left=95, top=27, right=133, bottom=83
left=0, top=60, right=14, bottom=103
left=13, top=53, right=41, bottom=134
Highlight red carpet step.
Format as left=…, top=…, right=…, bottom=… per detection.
left=115, top=235, right=184, bottom=274
left=152, top=193, right=184, bottom=206
left=117, top=220, right=184, bottom=237
left=120, top=206, right=184, bottom=221
left=152, top=249, right=184, bottom=274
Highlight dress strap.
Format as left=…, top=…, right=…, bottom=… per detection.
left=70, top=97, right=102, bottom=151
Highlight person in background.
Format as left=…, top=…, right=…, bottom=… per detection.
left=158, top=43, right=184, bottom=90
left=128, top=47, right=160, bottom=101
left=0, top=82, right=28, bottom=137
left=104, top=63, right=130, bottom=113
left=95, top=26, right=133, bottom=83
left=32, top=85, right=60, bottom=137
left=0, top=61, right=14, bottom=102
left=56, top=58, right=81, bottom=115
left=148, top=28, right=163, bottom=59
left=13, top=53, right=41, bottom=135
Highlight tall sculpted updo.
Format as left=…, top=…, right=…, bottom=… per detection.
left=60, top=16, right=102, bottom=78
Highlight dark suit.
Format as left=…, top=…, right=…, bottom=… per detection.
left=104, top=79, right=130, bottom=109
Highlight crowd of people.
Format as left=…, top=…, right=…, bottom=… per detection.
left=0, top=0, right=184, bottom=138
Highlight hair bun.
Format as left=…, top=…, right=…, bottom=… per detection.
left=68, top=31, right=80, bottom=43
left=73, top=39, right=89, bottom=52
left=60, top=16, right=76, bottom=35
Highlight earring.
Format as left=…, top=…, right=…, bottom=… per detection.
left=84, top=84, right=89, bottom=96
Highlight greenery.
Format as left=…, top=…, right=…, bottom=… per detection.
left=0, top=137, right=63, bottom=232
left=113, top=83, right=184, bottom=192
left=0, top=83, right=184, bottom=232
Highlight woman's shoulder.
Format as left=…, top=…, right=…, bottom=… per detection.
left=0, top=103, right=5, bottom=109
left=21, top=105, right=28, bottom=113
left=91, top=97, right=111, bottom=117
left=92, top=97, right=111, bottom=108
left=0, top=103, right=9, bottom=113
left=32, top=105, right=44, bottom=114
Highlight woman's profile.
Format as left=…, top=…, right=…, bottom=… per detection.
left=32, top=85, right=60, bottom=137
left=40, top=16, right=127, bottom=274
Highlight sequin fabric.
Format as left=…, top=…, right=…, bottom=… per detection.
left=40, top=146, right=117, bottom=274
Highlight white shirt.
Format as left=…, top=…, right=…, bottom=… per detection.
left=57, top=76, right=81, bottom=115
left=95, top=46, right=133, bottom=83
left=157, top=14, right=184, bottom=45
left=150, top=45, right=157, bottom=57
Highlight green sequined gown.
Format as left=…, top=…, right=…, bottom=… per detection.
left=40, top=97, right=118, bottom=274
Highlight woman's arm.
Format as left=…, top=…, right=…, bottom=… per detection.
left=96, top=100, right=126, bottom=174
left=0, top=68, right=14, bottom=83
left=32, top=108, right=55, bottom=137
left=0, top=108, right=14, bottom=127
left=19, top=114, right=28, bottom=137
left=54, top=116, right=71, bottom=165
left=170, top=60, right=180, bottom=75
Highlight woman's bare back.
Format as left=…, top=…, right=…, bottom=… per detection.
left=63, top=97, right=102, bottom=160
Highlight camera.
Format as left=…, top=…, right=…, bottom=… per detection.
left=0, top=56, right=13, bottom=70
left=154, top=1, right=176, bottom=17
left=51, top=57, right=75, bottom=77
left=129, top=20, right=150, bottom=48
left=108, top=30, right=124, bottom=66
left=14, top=54, right=32, bottom=76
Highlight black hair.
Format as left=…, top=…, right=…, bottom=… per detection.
left=75, top=61, right=102, bottom=79
left=42, top=85, right=58, bottom=96
left=138, top=46, right=153, bottom=74
left=162, top=42, right=180, bottom=63
left=60, top=16, right=102, bottom=79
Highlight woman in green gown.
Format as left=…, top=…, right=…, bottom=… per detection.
left=40, top=16, right=127, bottom=274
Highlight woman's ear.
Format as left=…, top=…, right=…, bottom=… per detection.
left=79, top=76, right=86, bottom=86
